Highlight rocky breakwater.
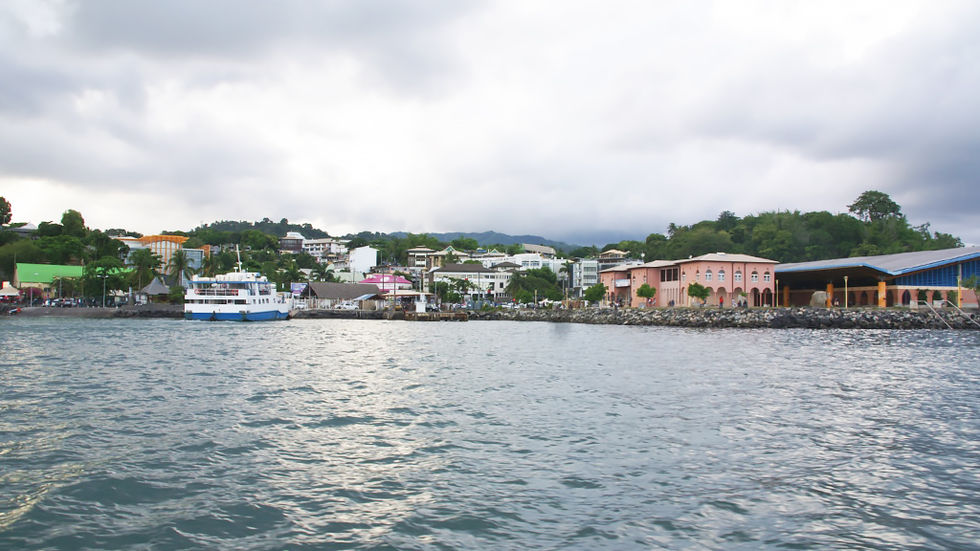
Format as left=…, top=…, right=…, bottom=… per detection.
left=470, top=307, right=980, bottom=330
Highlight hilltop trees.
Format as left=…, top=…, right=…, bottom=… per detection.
left=622, top=191, right=962, bottom=263
left=848, top=190, right=902, bottom=222
left=0, top=196, right=11, bottom=226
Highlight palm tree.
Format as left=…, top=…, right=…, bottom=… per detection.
left=313, top=263, right=334, bottom=282
left=168, top=249, right=194, bottom=287
left=199, top=253, right=219, bottom=278
left=130, top=248, right=161, bottom=290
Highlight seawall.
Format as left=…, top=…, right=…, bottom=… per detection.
left=2, top=304, right=184, bottom=318
left=470, top=307, right=980, bottom=330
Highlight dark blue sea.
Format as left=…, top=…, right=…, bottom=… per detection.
left=1, top=318, right=978, bottom=550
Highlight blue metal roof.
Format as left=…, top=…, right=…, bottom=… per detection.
left=776, top=246, right=980, bottom=276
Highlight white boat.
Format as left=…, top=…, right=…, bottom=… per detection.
left=184, top=262, right=290, bottom=321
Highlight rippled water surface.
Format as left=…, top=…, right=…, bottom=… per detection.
left=1, top=318, right=978, bottom=550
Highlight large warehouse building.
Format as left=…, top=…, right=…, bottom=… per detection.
left=775, top=246, right=980, bottom=308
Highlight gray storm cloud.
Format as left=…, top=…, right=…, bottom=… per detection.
left=1, top=1, right=978, bottom=245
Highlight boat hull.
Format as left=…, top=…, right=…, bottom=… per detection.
left=184, top=308, right=290, bottom=321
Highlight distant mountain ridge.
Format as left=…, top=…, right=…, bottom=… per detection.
left=390, top=230, right=580, bottom=252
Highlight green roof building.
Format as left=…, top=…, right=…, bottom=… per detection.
left=14, top=263, right=85, bottom=297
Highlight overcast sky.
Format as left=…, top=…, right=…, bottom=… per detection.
left=2, top=1, right=978, bottom=246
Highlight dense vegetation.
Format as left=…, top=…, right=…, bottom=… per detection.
left=594, top=191, right=961, bottom=262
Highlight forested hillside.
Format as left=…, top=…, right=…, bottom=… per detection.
left=583, top=191, right=961, bottom=262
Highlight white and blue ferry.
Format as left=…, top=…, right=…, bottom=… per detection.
left=184, top=267, right=290, bottom=321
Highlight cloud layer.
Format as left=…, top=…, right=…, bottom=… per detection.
left=2, top=1, right=978, bottom=245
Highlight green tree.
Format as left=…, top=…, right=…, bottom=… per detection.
left=432, top=281, right=454, bottom=303
left=36, top=222, right=63, bottom=237
left=848, top=190, right=902, bottom=222
left=687, top=282, right=709, bottom=305
left=312, top=263, right=336, bottom=282
left=129, top=248, right=162, bottom=289
left=0, top=196, right=11, bottom=226
left=0, top=239, right=45, bottom=279
left=168, top=249, right=194, bottom=286
left=636, top=283, right=657, bottom=304
left=61, top=209, right=87, bottom=238
left=36, top=235, right=86, bottom=264
left=506, top=268, right=562, bottom=303
left=569, top=245, right=599, bottom=258
left=240, top=229, right=278, bottom=251
left=716, top=210, right=739, bottom=232
left=167, top=283, right=186, bottom=304
left=198, top=253, right=219, bottom=278
left=450, top=237, right=479, bottom=251
left=583, top=283, right=607, bottom=303
left=85, top=229, right=128, bottom=261
left=83, top=257, right=127, bottom=304
left=962, top=275, right=980, bottom=297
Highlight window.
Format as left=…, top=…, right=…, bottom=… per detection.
left=718, top=270, right=725, bottom=282
left=763, top=272, right=771, bottom=282
left=734, top=270, right=742, bottom=282
left=681, top=271, right=686, bottom=281
left=695, top=271, right=700, bottom=281
left=751, top=271, right=758, bottom=282
left=705, top=270, right=712, bottom=281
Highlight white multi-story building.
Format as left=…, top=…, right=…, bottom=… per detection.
left=349, top=246, right=378, bottom=276
left=429, top=263, right=513, bottom=301
left=570, top=259, right=600, bottom=297
left=302, top=238, right=348, bottom=262
left=482, top=252, right=561, bottom=272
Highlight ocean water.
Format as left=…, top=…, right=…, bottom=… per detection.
left=1, top=318, right=978, bottom=550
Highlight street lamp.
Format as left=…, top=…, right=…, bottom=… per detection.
left=100, top=271, right=108, bottom=308
left=844, top=275, right=848, bottom=308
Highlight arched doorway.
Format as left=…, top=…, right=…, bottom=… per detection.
left=761, top=288, right=773, bottom=307
left=901, top=290, right=911, bottom=306
left=751, top=288, right=760, bottom=307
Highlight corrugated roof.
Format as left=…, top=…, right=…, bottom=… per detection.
left=307, top=282, right=381, bottom=300
left=16, top=263, right=84, bottom=283
left=776, top=246, right=980, bottom=276
left=434, top=263, right=495, bottom=273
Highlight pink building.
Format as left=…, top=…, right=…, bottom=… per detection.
left=600, top=252, right=778, bottom=307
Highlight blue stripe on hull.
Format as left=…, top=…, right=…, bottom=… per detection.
left=185, top=310, right=289, bottom=321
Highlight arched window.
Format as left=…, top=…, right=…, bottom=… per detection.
left=751, top=271, right=759, bottom=282
left=718, top=269, right=726, bottom=282
left=681, top=271, right=687, bottom=281
left=763, top=272, right=771, bottom=282
left=734, top=270, right=742, bottom=282
left=705, top=270, right=712, bottom=281
left=695, top=271, right=700, bottom=281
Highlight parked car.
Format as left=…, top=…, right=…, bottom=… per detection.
left=336, top=302, right=358, bottom=310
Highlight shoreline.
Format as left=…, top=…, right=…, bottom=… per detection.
left=470, top=306, right=980, bottom=330
left=4, top=304, right=978, bottom=330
